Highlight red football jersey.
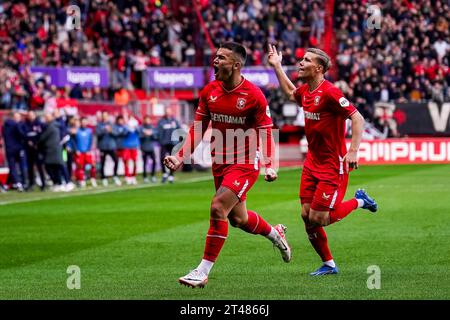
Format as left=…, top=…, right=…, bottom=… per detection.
left=196, top=77, right=273, bottom=171
left=294, top=80, right=357, bottom=174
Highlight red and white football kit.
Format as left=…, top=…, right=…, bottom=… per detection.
left=75, top=152, right=96, bottom=182
left=179, top=77, right=274, bottom=201
left=294, top=79, right=357, bottom=211
left=174, top=77, right=293, bottom=275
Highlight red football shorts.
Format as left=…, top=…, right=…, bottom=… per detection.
left=75, top=152, right=95, bottom=167
left=74, top=151, right=96, bottom=181
left=300, top=166, right=349, bottom=211
left=116, top=149, right=124, bottom=159
left=120, top=148, right=138, bottom=161
left=213, top=164, right=259, bottom=202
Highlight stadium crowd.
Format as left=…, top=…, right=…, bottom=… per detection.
left=0, top=107, right=182, bottom=192
left=0, top=0, right=329, bottom=107
left=0, top=1, right=446, bottom=108
left=0, top=0, right=449, bottom=190
left=333, top=0, right=450, bottom=123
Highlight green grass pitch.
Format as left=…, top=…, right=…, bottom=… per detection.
left=0, top=164, right=449, bottom=300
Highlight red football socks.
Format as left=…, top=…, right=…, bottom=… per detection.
left=203, top=219, right=228, bottom=262
left=329, top=199, right=358, bottom=224
left=240, top=210, right=272, bottom=236
left=305, top=224, right=333, bottom=262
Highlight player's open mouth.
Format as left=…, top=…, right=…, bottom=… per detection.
left=214, top=66, right=219, bottom=76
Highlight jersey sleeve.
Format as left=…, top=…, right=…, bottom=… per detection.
left=254, top=90, right=273, bottom=129
left=196, top=86, right=211, bottom=119
left=326, top=86, right=357, bottom=118
left=293, top=85, right=305, bottom=107
left=177, top=86, right=211, bottom=161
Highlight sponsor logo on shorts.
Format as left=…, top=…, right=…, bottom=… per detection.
left=322, top=192, right=331, bottom=200
left=233, top=180, right=240, bottom=187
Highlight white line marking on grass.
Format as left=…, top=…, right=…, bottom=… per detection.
left=0, top=176, right=213, bottom=206
left=0, top=167, right=300, bottom=206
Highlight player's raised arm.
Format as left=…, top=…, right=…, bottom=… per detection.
left=267, top=44, right=297, bottom=102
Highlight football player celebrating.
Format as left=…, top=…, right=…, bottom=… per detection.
left=268, top=44, right=378, bottom=276
left=164, top=42, right=292, bottom=288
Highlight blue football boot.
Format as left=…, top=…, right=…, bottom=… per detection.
left=310, top=264, right=339, bottom=276
left=355, top=189, right=378, bottom=213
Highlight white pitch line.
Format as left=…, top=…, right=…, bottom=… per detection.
left=0, top=167, right=300, bottom=206
left=0, top=176, right=213, bottom=206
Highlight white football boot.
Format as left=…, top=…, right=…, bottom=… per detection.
left=113, top=176, right=122, bottom=186
left=273, top=224, right=292, bottom=263
left=178, top=269, right=208, bottom=288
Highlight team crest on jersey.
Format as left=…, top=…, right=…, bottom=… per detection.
left=236, top=97, right=246, bottom=109
left=339, top=97, right=350, bottom=107
left=314, top=96, right=321, bottom=105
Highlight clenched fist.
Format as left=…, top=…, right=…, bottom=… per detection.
left=163, top=155, right=183, bottom=172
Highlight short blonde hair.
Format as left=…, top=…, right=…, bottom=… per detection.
left=307, top=48, right=332, bottom=73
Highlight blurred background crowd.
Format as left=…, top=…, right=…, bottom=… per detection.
left=1, top=107, right=182, bottom=192
left=0, top=0, right=448, bottom=109
left=0, top=0, right=449, bottom=192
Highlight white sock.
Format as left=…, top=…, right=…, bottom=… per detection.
left=265, top=227, right=279, bottom=243
left=357, top=199, right=364, bottom=208
left=324, top=259, right=336, bottom=268
left=197, top=259, right=214, bottom=275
